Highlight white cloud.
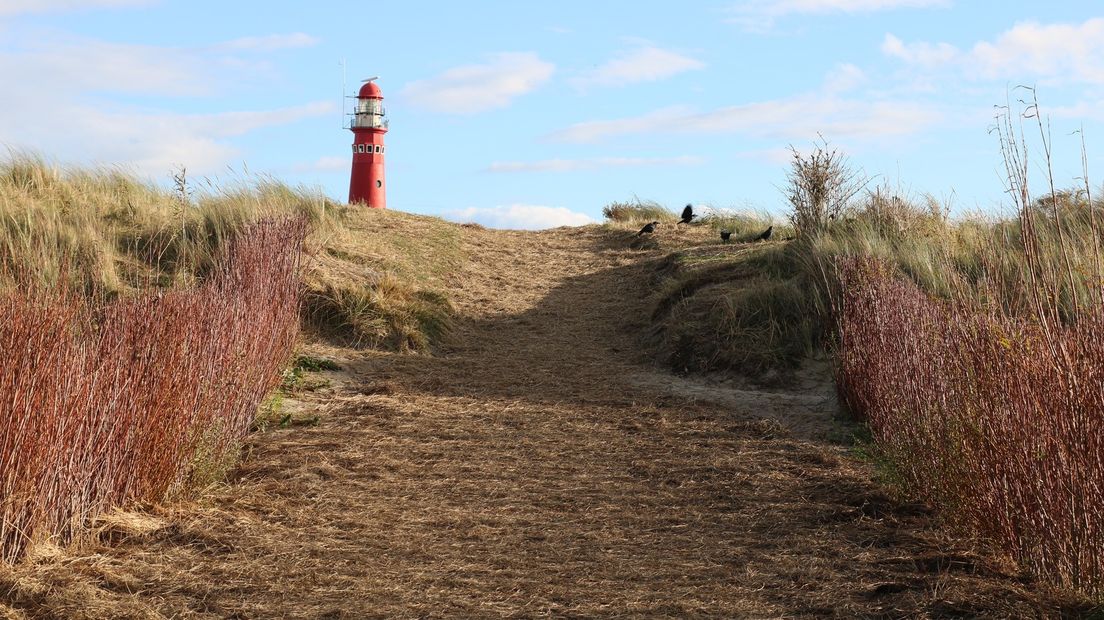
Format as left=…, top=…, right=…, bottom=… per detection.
left=685, top=97, right=937, bottom=139
left=485, top=155, right=704, bottom=173
left=881, top=33, right=959, bottom=67
left=440, top=204, right=596, bottom=230
left=293, top=155, right=348, bottom=173
left=215, top=33, right=320, bottom=52
left=548, top=95, right=939, bottom=144
left=769, top=0, right=947, bottom=10
left=546, top=106, right=694, bottom=143
left=0, top=37, right=214, bottom=96
left=1050, top=100, right=1104, bottom=123
left=401, top=52, right=555, bottom=114
left=2, top=101, right=336, bottom=175
left=735, top=147, right=797, bottom=165
left=884, top=19, right=1104, bottom=85
left=0, top=0, right=150, bottom=16
left=183, top=102, right=334, bottom=137
left=823, top=63, right=867, bottom=93
left=0, top=30, right=334, bottom=176
left=972, top=19, right=1104, bottom=83
left=0, top=32, right=318, bottom=100
left=729, top=0, right=948, bottom=30
left=571, top=46, right=704, bottom=90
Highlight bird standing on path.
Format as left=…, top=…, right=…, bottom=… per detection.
left=720, top=230, right=732, bottom=243
left=637, top=221, right=659, bottom=236
left=679, top=204, right=697, bottom=224
left=755, top=225, right=773, bottom=241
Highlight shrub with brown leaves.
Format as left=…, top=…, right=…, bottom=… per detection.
left=837, top=257, right=1104, bottom=594
left=0, top=218, right=306, bottom=561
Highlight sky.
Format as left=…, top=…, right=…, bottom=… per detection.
left=3, top=1, right=1104, bottom=229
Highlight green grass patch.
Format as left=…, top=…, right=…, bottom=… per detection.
left=294, top=355, right=342, bottom=372
left=650, top=241, right=819, bottom=378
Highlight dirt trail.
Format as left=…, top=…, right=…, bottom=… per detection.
left=0, top=226, right=1071, bottom=618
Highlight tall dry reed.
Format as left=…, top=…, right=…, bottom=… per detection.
left=789, top=91, right=1104, bottom=593
left=837, top=257, right=1104, bottom=592
left=0, top=217, right=305, bottom=561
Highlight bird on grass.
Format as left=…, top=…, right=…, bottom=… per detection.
left=637, top=221, right=659, bottom=236
left=679, top=204, right=698, bottom=224
left=755, top=225, right=773, bottom=241
left=720, top=230, right=732, bottom=244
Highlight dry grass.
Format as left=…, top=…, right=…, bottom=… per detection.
left=648, top=242, right=818, bottom=378
left=601, top=197, right=677, bottom=224
left=299, top=209, right=459, bottom=351
left=0, top=146, right=1093, bottom=614
left=0, top=154, right=461, bottom=352
left=699, top=208, right=790, bottom=242
left=604, top=203, right=816, bottom=380
left=0, top=154, right=325, bottom=291
left=0, top=224, right=1083, bottom=618
left=615, top=122, right=1104, bottom=598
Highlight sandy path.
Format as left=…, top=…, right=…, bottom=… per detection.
left=0, top=226, right=1072, bottom=618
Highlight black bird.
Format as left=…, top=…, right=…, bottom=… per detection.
left=720, top=230, right=732, bottom=243
left=679, top=203, right=697, bottom=224
left=755, top=225, right=773, bottom=241
left=637, top=221, right=659, bottom=236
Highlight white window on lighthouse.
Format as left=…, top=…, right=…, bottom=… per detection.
left=374, top=145, right=381, bottom=153
left=354, top=98, right=385, bottom=128
left=357, top=98, right=381, bottom=115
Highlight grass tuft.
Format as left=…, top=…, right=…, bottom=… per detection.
left=294, top=355, right=342, bottom=372
left=602, top=198, right=678, bottom=224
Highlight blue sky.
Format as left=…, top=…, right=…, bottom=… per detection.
left=3, top=1, right=1104, bottom=228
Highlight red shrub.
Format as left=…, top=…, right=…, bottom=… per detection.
left=0, top=218, right=305, bottom=561
left=837, top=257, right=1104, bottom=592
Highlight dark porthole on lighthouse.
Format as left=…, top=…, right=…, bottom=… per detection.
left=376, top=180, right=382, bottom=188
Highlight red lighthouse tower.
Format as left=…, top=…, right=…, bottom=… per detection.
left=348, top=78, right=387, bottom=208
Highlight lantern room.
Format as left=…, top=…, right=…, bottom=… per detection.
left=351, top=80, right=387, bottom=129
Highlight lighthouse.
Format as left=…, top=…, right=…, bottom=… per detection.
left=348, top=78, right=387, bottom=208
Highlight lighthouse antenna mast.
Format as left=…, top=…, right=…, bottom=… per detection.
left=340, top=58, right=347, bottom=129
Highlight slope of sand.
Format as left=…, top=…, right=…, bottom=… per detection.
left=0, top=224, right=1079, bottom=618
